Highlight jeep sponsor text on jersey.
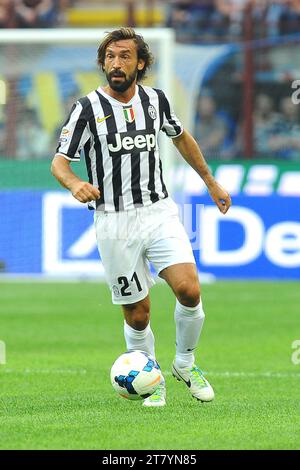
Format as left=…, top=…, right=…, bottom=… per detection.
left=107, top=130, right=156, bottom=157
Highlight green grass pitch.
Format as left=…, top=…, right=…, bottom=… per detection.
left=0, top=280, right=299, bottom=450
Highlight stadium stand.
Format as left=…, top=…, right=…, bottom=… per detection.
left=0, top=0, right=15, bottom=27
left=1, top=1, right=300, bottom=161
left=64, top=0, right=164, bottom=27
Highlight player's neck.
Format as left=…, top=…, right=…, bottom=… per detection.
left=103, top=83, right=137, bottom=104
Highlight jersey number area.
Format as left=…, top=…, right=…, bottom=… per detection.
left=117, top=272, right=142, bottom=297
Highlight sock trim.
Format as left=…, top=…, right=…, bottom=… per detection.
left=124, top=321, right=151, bottom=339
left=176, top=299, right=204, bottom=317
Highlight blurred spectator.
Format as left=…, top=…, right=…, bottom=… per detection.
left=252, top=93, right=281, bottom=158
left=194, top=91, right=234, bottom=160
left=279, top=0, right=300, bottom=35
left=14, top=0, right=59, bottom=28
left=16, top=107, right=50, bottom=160
left=216, top=0, right=249, bottom=37
left=261, top=0, right=300, bottom=37
left=234, top=93, right=280, bottom=158
left=268, top=96, right=300, bottom=160
left=167, top=0, right=300, bottom=42
left=265, top=0, right=287, bottom=37
left=0, top=0, right=15, bottom=27
left=167, top=0, right=227, bottom=42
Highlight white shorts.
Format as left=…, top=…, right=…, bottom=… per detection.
left=94, top=197, right=195, bottom=305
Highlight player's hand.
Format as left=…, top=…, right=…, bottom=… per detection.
left=70, top=181, right=100, bottom=203
left=208, top=181, right=231, bottom=214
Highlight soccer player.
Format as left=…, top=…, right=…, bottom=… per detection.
left=51, top=28, right=231, bottom=407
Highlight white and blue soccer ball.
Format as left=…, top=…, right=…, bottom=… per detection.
left=110, top=350, right=163, bottom=400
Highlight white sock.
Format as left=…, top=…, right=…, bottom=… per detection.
left=124, top=321, right=155, bottom=358
left=174, top=299, right=205, bottom=369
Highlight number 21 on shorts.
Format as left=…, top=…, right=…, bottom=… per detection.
left=117, top=272, right=142, bottom=297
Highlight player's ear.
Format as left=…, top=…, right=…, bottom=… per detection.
left=137, top=59, right=145, bottom=71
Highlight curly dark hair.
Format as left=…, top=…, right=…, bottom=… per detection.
left=97, top=28, right=154, bottom=82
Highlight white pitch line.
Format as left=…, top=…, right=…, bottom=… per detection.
left=0, top=368, right=87, bottom=375
left=1, top=368, right=300, bottom=379
left=164, top=370, right=300, bottom=379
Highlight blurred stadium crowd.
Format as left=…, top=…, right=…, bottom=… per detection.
left=167, top=0, right=300, bottom=42
left=0, top=0, right=69, bottom=28
left=194, top=89, right=300, bottom=161
left=2, top=1, right=300, bottom=36
left=0, top=0, right=300, bottom=37
left=0, top=0, right=300, bottom=36
left=0, top=0, right=300, bottom=161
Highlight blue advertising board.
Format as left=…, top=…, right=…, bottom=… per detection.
left=186, top=194, right=300, bottom=279
left=0, top=190, right=299, bottom=279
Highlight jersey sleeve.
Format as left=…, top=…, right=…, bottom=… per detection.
left=160, top=91, right=184, bottom=139
left=55, top=100, right=90, bottom=162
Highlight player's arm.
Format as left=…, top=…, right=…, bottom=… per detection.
left=172, top=129, right=231, bottom=214
left=51, top=155, right=100, bottom=203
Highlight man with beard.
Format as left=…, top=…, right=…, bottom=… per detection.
left=51, top=28, right=231, bottom=407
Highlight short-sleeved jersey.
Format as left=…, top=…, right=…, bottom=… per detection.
left=55, top=85, right=183, bottom=211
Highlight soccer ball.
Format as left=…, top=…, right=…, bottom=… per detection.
left=110, top=350, right=163, bottom=400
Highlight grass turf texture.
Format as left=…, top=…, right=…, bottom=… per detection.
left=0, top=281, right=299, bottom=450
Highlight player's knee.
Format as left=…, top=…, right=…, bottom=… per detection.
left=175, top=279, right=200, bottom=307
left=123, top=302, right=150, bottom=330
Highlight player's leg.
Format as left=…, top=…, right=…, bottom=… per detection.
left=159, top=263, right=205, bottom=367
left=146, top=198, right=214, bottom=402
left=122, top=296, right=166, bottom=407
left=160, top=263, right=214, bottom=402
left=122, top=294, right=155, bottom=357
left=159, top=261, right=200, bottom=306
left=94, top=209, right=165, bottom=406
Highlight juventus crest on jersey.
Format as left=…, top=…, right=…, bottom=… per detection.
left=56, top=85, right=183, bottom=212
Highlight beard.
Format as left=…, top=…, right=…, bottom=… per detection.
left=106, top=68, right=138, bottom=92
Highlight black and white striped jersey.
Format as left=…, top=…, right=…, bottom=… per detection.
left=55, top=84, right=183, bottom=211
